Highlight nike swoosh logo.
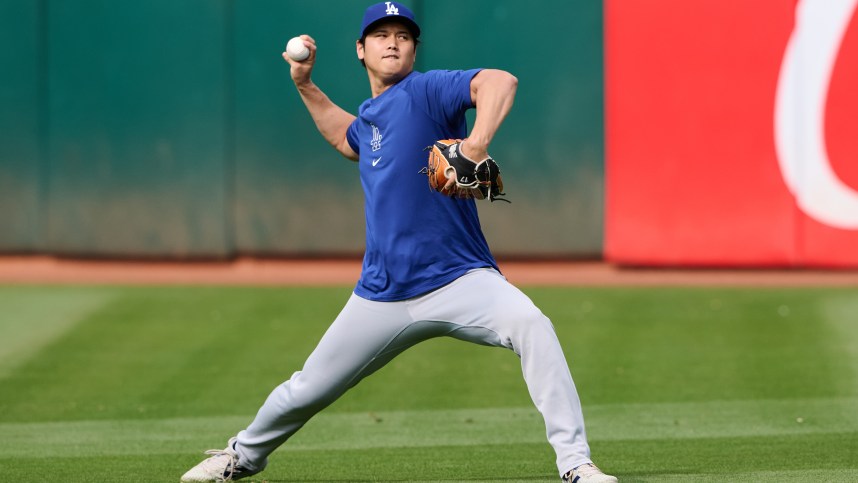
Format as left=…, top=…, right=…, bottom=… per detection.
left=372, top=157, right=382, bottom=166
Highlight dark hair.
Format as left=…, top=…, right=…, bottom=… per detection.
left=357, top=21, right=420, bottom=68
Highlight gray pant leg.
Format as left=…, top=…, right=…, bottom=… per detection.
left=234, top=293, right=444, bottom=471
left=409, top=269, right=593, bottom=474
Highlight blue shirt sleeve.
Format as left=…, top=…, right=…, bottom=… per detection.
left=411, top=69, right=483, bottom=130
left=346, top=118, right=360, bottom=154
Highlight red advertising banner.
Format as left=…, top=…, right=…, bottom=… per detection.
left=604, top=0, right=858, bottom=267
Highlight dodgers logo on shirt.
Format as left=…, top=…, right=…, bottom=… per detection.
left=371, top=123, right=383, bottom=152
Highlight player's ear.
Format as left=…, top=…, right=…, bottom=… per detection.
left=356, top=39, right=365, bottom=61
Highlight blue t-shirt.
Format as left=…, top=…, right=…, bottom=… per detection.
left=346, top=69, right=499, bottom=301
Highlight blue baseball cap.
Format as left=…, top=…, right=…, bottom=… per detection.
left=360, top=2, right=420, bottom=39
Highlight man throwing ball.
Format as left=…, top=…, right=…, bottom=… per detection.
left=181, top=2, right=616, bottom=482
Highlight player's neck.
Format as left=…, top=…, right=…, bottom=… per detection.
left=368, top=70, right=411, bottom=98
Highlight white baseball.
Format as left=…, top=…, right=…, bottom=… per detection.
left=286, top=37, right=310, bottom=61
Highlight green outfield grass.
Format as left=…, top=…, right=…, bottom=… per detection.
left=1, top=285, right=856, bottom=482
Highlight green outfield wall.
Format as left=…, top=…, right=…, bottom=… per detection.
left=0, top=0, right=603, bottom=258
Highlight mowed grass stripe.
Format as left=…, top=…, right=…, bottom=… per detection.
left=4, top=444, right=561, bottom=483
left=5, top=436, right=858, bottom=482
left=627, top=469, right=858, bottom=482
left=600, top=432, right=858, bottom=480
left=0, top=287, right=116, bottom=377
left=821, top=294, right=858, bottom=389
left=4, top=397, right=857, bottom=458
left=584, top=396, right=858, bottom=440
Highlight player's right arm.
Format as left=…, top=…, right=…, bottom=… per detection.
left=283, top=35, right=358, bottom=161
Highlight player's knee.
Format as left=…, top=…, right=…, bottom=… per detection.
left=496, top=304, right=556, bottom=343
left=280, top=371, right=340, bottom=414
left=522, top=311, right=557, bottom=339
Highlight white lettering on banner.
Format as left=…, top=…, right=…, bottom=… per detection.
left=774, top=0, right=858, bottom=229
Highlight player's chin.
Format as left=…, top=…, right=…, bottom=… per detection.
left=378, top=57, right=412, bottom=72
left=380, top=60, right=404, bottom=72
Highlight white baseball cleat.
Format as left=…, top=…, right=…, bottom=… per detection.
left=561, top=463, right=618, bottom=483
left=180, top=437, right=256, bottom=482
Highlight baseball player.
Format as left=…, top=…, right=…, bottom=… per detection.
left=181, top=3, right=616, bottom=482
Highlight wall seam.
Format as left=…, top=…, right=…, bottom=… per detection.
left=37, top=0, right=50, bottom=252
left=224, top=0, right=237, bottom=259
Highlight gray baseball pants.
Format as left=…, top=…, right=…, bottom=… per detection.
left=233, top=268, right=592, bottom=476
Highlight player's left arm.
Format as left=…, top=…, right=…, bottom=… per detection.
left=461, top=69, right=518, bottom=161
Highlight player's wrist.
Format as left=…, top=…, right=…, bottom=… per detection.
left=294, top=79, right=318, bottom=96
left=461, top=138, right=489, bottom=161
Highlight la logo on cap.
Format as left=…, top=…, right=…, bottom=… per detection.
left=359, top=2, right=420, bottom=39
